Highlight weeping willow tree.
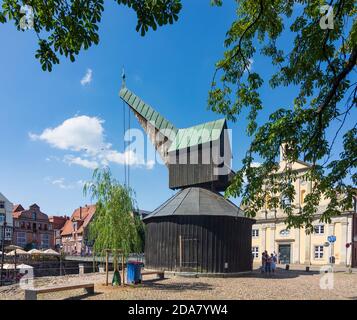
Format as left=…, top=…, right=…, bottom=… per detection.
left=83, top=167, right=143, bottom=266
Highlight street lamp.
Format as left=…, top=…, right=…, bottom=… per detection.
left=59, top=245, right=63, bottom=276
left=0, top=219, right=7, bottom=287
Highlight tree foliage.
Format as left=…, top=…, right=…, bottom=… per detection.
left=2, top=1, right=356, bottom=231
left=208, top=0, right=356, bottom=232
left=83, top=167, right=143, bottom=256
left=0, top=0, right=182, bottom=71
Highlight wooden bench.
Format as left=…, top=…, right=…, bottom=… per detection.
left=24, top=283, right=95, bottom=300
left=141, top=271, right=164, bottom=280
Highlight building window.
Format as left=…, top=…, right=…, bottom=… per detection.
left=17, top=232, right=26, bottom=247
left=5, top=227, right=12, bottom=240
left=41, top=234, right=50, bottom=249
left=0, top=201, right=4, bottom=209
left=314, top=225, right=325, bottom=235
left=32, top=212, right=36, bottom=220
left=0, top=214, right=4, bottom=224
left=15, top=221, right=19, bottom=228
left=252, top=247, right=259, bottom=258
left=300, top=190, right=306, bottom=204
left=314, top=246, right=324, bottom=259
left=281, top=195, right=291, bottom=208
left=280, top=229, right=290, bottom=236
left=252, top=229, right=259, bottom=237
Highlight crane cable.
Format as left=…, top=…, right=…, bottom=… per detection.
left=128, top=98, right=130, bottom=189
left=123, top=98, right=127, bottom=187
left=122, top=68, right=130, bottom=189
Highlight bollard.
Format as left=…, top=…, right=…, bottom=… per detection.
left=79, top=264, right=85, bottom=275
left=285, top=264, right=290, bottom=270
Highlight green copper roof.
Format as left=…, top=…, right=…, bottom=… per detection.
left=120, top=87, right=227, bottom=153
left=120, top=87, right=178, bottom=136
left=168, top=118, right=226, bottom=152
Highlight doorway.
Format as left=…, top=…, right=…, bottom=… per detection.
left=179, top=237, right=199, bottom=272
left=278, top=244, right=291, bottom=264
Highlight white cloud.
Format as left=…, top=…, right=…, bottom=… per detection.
left=44, top=177, right=89, bottom=190
left=44, top=177, right=74, bottom=190
left=244, top=58, right=253, bottom=73
left=31, top=115, right=155, bottom=170
left=80, top=68, right=93, bottom=86
left=45, top=155, right=61, bottom=162
left=251, top=161, right=261, bottom=168
left=103, top=150, right=154, bottom=170
left=29, top=115, right=108, bottom=155
left=64, top=155, right=99, bottom=170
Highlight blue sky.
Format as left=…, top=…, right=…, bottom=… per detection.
left=0, top=1, right=355, bottom=216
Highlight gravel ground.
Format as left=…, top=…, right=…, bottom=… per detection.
left=1, top=268, right=357, bottom=300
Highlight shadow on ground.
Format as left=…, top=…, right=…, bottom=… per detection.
left=143, top=279, right=214, bottom=291
left=63, top=292, right=103, bottom=300
left=242, top=268, right=321, bottom=279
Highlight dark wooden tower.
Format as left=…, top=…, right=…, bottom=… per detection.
left=120, top=86, right=255, bottom=274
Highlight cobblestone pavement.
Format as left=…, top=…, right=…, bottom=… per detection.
left=1, top=268, right=357, bottom=300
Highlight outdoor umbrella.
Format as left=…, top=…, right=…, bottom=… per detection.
left=4, top=245, right=23, bottom=251
left=16, top=264, right=33, bottom=270
left=6, top=249, right=30, bottom=256
left=28, top=249, right=43, bottom=255
left=43, top=249, right=60, bottom=256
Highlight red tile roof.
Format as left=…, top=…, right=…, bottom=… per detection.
left=49, top=216, right=68, bottom=230
left=12, top=203, right=49, bottom=221
left=13, top=204, right=24, bottom=213
left=61, top=205, right=96, bottom=236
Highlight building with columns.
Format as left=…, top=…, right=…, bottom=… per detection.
left=251, top=146, right=357, bottom=267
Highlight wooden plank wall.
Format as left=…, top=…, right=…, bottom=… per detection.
left=144, top=216, right=254, bottom=273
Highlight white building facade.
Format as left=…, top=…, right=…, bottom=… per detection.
left=251, top=147, right=357, bottom=267
left=0, top=192, right=14, bottom=246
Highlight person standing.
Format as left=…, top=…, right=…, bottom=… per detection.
left=271, top=253, right=277, bottom=274
left=265, top=252, right=272, bottom=275
left=261, top=252, right=266, bottom=273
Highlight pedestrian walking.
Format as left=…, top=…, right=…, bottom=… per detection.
left=271, top=253, right=277, bottom=274
left=261, top=252, right=266, bottom=273
left=265, top=252, right=272, bottom=275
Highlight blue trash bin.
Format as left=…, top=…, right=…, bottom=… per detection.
left=127, top=261, right=142, bottom=284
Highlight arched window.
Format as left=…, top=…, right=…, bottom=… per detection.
left=280, top=229, right=290, bottom=236
left=301, top=189, right=306, bottom=204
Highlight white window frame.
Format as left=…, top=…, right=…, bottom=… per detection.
left=252, top=247, right=259, bottom=258
left=252, top=229, right=259, bottom=237
left=280, top=229, right=290, bottom=237
left=314, top=245, right=324, bottom=259
left=314, top=225, right=325, bottom=235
